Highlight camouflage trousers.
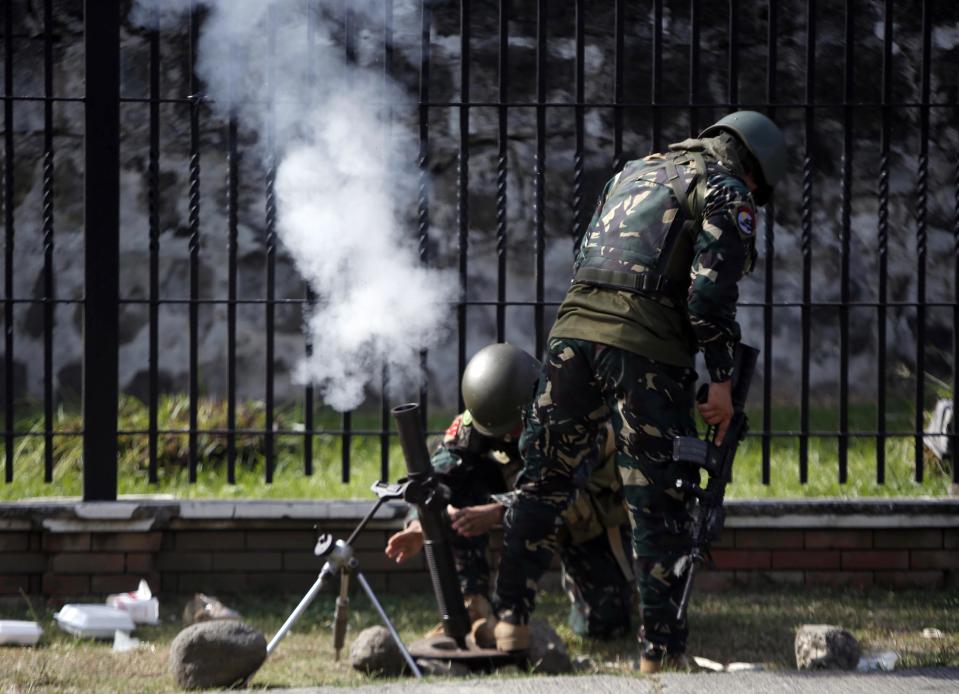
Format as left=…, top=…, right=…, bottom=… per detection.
left=494, top=337, right=698, bottom=658
left=450, top=511, right=633, bottom=638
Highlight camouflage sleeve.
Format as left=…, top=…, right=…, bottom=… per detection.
left=405, top=415, right=468, bottom=525
left=688, top=170, right=757, bottom=382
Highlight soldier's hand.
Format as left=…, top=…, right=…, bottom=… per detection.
left=697, top=380, right=733, bottom=445
left=384, top=521, right=424, bottom=563
left=448, top=503, right=505, bottom=538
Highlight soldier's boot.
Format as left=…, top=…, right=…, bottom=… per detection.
left=423, top=593, right=494, bottom=643
left=638, top=642, right=668, bottom=674
left=465, top=594, right=497, bottom=649
left=492, top=609, right=530, bottom=652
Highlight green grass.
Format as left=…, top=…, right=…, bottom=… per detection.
left=0, top=395, right=952, bottom=501
left=0, top=588, right=956, bottom=692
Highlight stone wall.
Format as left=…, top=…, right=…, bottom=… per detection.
left=0, top=498, right=956, bottom=602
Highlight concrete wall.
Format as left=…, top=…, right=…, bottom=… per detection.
left=0, top=499, right=956, bottom=601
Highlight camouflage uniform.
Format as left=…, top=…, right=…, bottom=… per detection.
left=495, top=134, right=758, bottom=660
left=414, top=410, right=634, bottom=638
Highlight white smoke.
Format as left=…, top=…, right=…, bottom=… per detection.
left=131, top=0, right=456, bottom=411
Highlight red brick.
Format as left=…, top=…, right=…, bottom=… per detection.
left=174, top=572, right=248, bottom=594
left=282, top=552, right=325, bottom=572
left=42, top=573, right=90, bottom=595
left=711, top=529, right=736, bottom=548
left=0, top=533, right=29, bottom=551
left=711, top=549, right=771, bottom=570
left=246, top=572, right=318, bottom=593
left=0, top=552, right=47, bottom=573
left=90, top=574, right=158, bottom=595
left=873, top=530, right=943, bottom=549
left=91, top=532, right=162, bottom=552
left=43, top=533, right=91, bottom=552
left=156, top=552, right=212, bottom=572
left=805, top=571, right=874, bottom=589
left=735, top=530, right=804, bottom=549
left=804, top=530, right=872, bottom=549
left=349, top=530, right=392, bottom=550
left=246, top=530, right=314, bottom=550
left=0, top=574, right=32, bottom=594
left=772, top=550, right=840, bottom=570
left=734, top=570, right=804, bottom=586
left=875, top=571, right=944, bottom=589
left=212, top=552, right=282, bottom=571
left=911, top=550, right=959, bottom=570
left=692, top=570, right=736, bottom=592
left=944, top=530, right=959, bottom=549
left=176, top=531, right=245, bottom=551
left=125, top=553, right=155, bottom=574
left=353, top=549, right=422, bottom=573
left=842, top=551, right=909, bottom=571
left=50, top=552, right=124, bottom=574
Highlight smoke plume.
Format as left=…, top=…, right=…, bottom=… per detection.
left=131, top=0, right=455, bottom=411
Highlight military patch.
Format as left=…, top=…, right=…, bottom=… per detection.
left=735, top=205, right=755, bottom=237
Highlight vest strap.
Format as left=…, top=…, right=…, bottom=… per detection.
left=573, top=266, right=685, bottom=299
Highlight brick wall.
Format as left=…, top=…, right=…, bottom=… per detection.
left=0, top=499, right=956, bottom=601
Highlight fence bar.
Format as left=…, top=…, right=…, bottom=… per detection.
left=380, top=0, right=394, bottom=482
left=688, top=0, right=699, bottom=136
left=42, top=0, right=54, bottom=483
left=761, top=0, right=777, bottom=485
left=613, top=0, right=623, bottom=169
left=417, top=0, right=432, bottom=430
left=227, top=112, right=238, bottom=484
left=187, top=6, right=200, bottom=483
left=533, top=0, right=545, bottom=359
left=341, top=5, right=356, bottom=482
left=83, top=0, right=120, bottom=501
left=495, top=0, right=509, bottom=341
left=914, top=0, right=930, bottom=483
left=799, top=0, right=815, bottom=484
left=3, top=0, right=14, bottom=483
left=572, top=0, right=584, bottom=253
left=650, top=0, right=661, bottom=153
left=728, top=0, right=738, bottom=110
left=304, top=1, right=317, bottom=478
left=148, top=12, right=160, bottom=484
left=954, top=147, right=958, bottom=483
left=456, top=0, right=470, bottom=406
left=877, top=0, right=892, bottom=484
left=265, top=6, right=278, bottom=483
left=837, top=0, right=854, bottom=484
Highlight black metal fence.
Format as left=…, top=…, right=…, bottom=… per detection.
left=1, top=0, right=957, bottom=500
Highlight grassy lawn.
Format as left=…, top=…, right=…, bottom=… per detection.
left=0, top=588, right=956, bottom=692
left=0, top=395, right=953, bottom=501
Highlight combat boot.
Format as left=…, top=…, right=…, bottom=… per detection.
left=492, top=608, right=530, bottom=652
left=465, top=594, right=497, bottom=649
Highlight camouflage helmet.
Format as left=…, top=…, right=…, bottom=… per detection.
left=461, top=343, right=541, bottom=438
left=700, top=110, right=786, bottom=200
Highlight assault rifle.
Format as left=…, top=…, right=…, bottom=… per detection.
left=673, top=343, right=759, bottom=622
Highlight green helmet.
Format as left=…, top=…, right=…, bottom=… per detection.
left=700, top=110, right=786, bottom=199
left=461, top=343, right=541, bottom=438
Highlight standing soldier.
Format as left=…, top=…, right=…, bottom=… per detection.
left=385, top=343, right=635, bottom=643
left=491, top=112, right=786, bottom=670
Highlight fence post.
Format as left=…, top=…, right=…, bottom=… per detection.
left=82, top=0, right=120, bottom=501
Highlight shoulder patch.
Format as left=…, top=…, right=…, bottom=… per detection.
left=735, top=205, right=755, bottom=237
left=444, top=413, right=466, bottom=443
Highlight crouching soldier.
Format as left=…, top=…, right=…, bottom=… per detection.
left=385, top=343, right=635, bottom=644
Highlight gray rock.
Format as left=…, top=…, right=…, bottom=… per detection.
left=350, top=626, right=407, bottom=677
left=528, top=619, right=573, bottom=675
left=169, top=620, right=266, bottom=690
left=414, top=658, right=470, bottom=677
left=795, top=624, right=861, bottom=671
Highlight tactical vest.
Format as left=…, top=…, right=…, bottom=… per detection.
left=575, top=150, right=708, bottom=299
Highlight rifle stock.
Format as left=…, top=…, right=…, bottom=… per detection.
left=392, top=403, right=471, bottom=649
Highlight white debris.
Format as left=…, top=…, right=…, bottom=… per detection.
left=692, top=656, right=725, bottom=672
left=922, top=628, right=945, bottom=639
left=726, top=662, right=765, bottom=672
left=856, top=651, right=898, bottom=672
